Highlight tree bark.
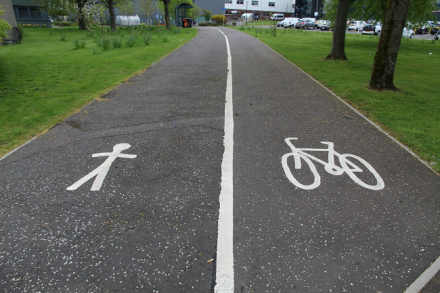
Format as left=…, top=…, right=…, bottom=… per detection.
left=108, top=1, right=116, bottom=32
left=77, top=0, right=87, bottom=30
left=369, top=0, right=411, bottom=90
left=324, top=0, right=354, bottom=60
left=163, top=0, right=170, bottom=29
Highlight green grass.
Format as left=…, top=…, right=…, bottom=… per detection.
left=240, top=28, right=440, bottom=172
left=0, top=26, right=197, bottom=157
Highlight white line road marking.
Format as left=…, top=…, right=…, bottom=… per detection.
left=67, top=143, right=137, bottom=191
left=404, top=256, right=440, bottom=293
left=214, top=28, right=234, bottom=293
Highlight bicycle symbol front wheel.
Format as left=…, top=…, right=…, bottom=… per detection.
left=282, top=153, right=321, bottom=190
left=339, top=154, right=385, bottom=190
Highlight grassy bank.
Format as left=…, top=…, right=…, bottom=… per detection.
left=0, top=26, right=197, bottom=157
left=238, top=27, right=440, bottom=172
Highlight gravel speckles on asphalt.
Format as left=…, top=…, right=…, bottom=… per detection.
left=0, top=28, right=226, bottom=292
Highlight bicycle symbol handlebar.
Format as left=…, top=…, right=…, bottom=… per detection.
left=282, top=137, right=385, bottom=190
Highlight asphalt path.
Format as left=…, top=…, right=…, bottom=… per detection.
left=1, top=27, right=440, bottom=292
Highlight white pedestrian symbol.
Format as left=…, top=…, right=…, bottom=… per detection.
left=67, top=143, right=137, bottom=191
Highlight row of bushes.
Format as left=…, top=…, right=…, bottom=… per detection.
left=53, top=21, right=77, bottom=27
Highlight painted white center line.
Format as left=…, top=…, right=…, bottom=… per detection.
left=214, top=28, right=234, bottom=293
left=404, top=256, right=440, bottom=293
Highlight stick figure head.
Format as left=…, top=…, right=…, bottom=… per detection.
left=112, top=143, right=132, bottom=152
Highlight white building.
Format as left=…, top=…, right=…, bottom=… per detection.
left=224, top=0, right=295, bottom=20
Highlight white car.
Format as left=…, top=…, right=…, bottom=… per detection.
left=348, top=20, right=367, bottom=31
left=282, top=17, right=300, bottom=28
left=402, top=27, right=415, bottom=38
left=362, top=22, right=382, bottom=36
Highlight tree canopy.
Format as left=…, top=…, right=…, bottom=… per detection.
left=324, top=0, right=438, bottom=24
left=323, top=0, right=437, bottom=90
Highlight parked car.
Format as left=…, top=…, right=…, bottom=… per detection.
left=282, top=17, right=300, bottom=28
left=414, top=22, right=431, bottom=34
left=362, top=22, right=382, bottom=36
left=436, top=29, right=440, bottom=40
left=277, top=20, right=284, bottom=27
left=295, top=19, right=318, bottom=30
left=316, top=19, right=328, bottom=27
left=402, top=27, right=415, bottom=38
left=429, top=22, right=440, bottom=34
left=347, top=20, right=367, bottom=31
left=319, top=20, right=332, bottom=31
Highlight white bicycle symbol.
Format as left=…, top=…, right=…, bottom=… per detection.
left=282, top=137, right=385, bottom=190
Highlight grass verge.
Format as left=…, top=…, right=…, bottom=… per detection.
left=238, top=27, right=440, bottom=173
left=0, top=26, right=197, bottom=158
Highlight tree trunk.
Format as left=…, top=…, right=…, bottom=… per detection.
left=76, top=0, right=87, bottom=30
left=108, top=1, right=116, bottom=32
left=369, top=0, right=411, bottom=90
left=164, top=0, right=170, bottom=29
left=324, top=0, right=354, bottom=60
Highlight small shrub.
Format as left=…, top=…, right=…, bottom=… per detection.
left=126, top=35, right=137, bottom=47
left=211, top=14, right=227, bottom=24
left=17, top=24, right=24, bottom=38
left=102, top=38, right=111, bottom=50
left=60, top=33, right=66, bottom=41
left=142, top=34, right=151, bottom=45
left=73, top=38, right=80, bottom=49
left=53, top=21, right=76, bottom=27
left=112, top=37, right=122, bottom=48
left=97, top=37, right=111, bottom=50
left=162, top=35, right=169, bottom=42
left=232, top=22, right=236, bottom=26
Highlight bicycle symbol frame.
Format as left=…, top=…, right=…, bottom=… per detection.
left=282, top=137, right=385, bottom=190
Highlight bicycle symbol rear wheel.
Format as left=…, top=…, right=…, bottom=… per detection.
left=282, top=153, right=321, bottom=190
left=339, top=154, right=385, bottom=190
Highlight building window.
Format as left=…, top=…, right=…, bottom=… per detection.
left=225, top=0, right=232, bottom=3
left=30, top=7, right=42, bottom=19
left=237, top=0, right=243, bottom=4
left=252, top=1, right=258, bottom=5
left=18, top=7, right=30, bottom=19
left=268, top=2, right=275, bottom=6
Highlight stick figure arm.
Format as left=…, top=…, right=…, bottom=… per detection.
left=119, top=154, right=137, bottom=159
left=92, top=153, right=112, bottom=157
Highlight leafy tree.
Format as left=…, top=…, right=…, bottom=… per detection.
left=100, top=0, right=117, bottom=32
left=324, top=0, right=436, bottom=90
left=211, top=14, right=226, bottom=24
left=201, top=9, right=212, bottom=21
left=73, top=1, right=106, bottom=35
left=75, top=0, right=88, bottom=30
left=159, top=0, right=171, bottom=29
left=369, top=0, right=436, bottom=90
left=138, top=0, right=156, bottom=25
left=324, top=0, right=354, bottom=60
left=189, top=4, right=200, bottom=20
left=117, top=0, right=135, bottom=25
left=0, top=5, right=11, bottom=39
